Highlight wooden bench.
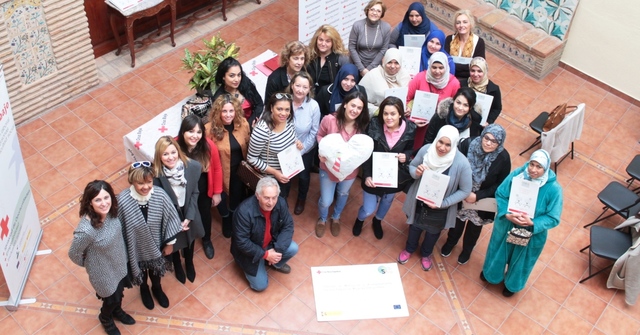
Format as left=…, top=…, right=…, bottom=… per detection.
left=425, top=0, right=565, bottom=79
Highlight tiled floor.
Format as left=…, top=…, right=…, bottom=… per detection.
left=2, top=0, right=640, bottom=334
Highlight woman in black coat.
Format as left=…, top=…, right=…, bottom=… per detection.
left=353, top=97, right=416, bottom=239
left=440, top=124, right=510, bottom=264
left=211, top=57, right=264, bottom=127
left=423, top=87, right=482, bottom=146
left=460, top=57, right=502, bottom=127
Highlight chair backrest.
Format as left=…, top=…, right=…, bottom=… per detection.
left=541, top=103, right=585, bottom=162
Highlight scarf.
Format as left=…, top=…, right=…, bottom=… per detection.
left=419, top=29, right=446, bottom=72
left=447, top=105, right=471, bottom=133
left=129, top=185, right=153, bottom=205
left=396, top=2, right=431, bottom=46
left=329, top=63, right=360, bottom=113
left=423, top=125, right=460, bottom=173
left=382, top=48, right=411, bottom=87
left=517, top=149, right=551, bottom=187
left=449, top=32, right=475, bottom=58
left=468, top=57, right=489, bottom=93
left=162, top=160, right=187, bottom=207
left=426, top=52, right=450, bottom=89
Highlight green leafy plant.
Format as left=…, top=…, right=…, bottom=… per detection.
left=181, top=35, right=240, bottom=94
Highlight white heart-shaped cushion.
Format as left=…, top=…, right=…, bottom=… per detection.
left=318, top=133, right=374, bottom=181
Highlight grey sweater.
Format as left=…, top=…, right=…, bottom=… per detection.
left=68, top=216, right=128, bottom=297
left=348, top=18, right=391, bottom=72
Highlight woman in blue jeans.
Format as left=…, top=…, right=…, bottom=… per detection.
left=353, top=96, right=416, bottom=239
left=316, top=91, right=370, bottom=238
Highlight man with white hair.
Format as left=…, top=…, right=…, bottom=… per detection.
left=230, top=177, right=298, bottom=291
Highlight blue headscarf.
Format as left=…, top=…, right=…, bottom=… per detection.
left=329, top=64, right=360, bottom=113
left=521, top=149, right=551, bottom=186
left=419, top=30, right=455, bottom=74
left=396, top=2, right=432, bottom=47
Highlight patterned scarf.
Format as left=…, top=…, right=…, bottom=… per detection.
left=449, top=32, right=475, bottom=58
left=468, top=57, right=489, bottom=93
left=163, top=160, right=187, bottom=207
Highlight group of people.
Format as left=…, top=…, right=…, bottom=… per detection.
left=68, top=2, right=564, bottom=334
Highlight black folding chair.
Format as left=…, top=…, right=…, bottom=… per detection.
left=626, top=154, right=640, bottom=193
left=579, top=225, right=632, bottom=283
left=583, top=182, right=640, bottom=228
left=519, top=112, right=549, bottom=156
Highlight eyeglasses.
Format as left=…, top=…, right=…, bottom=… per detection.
left=275, top=93, right=292, bottom=100
left=482, top=134, right=499, bottom=145
left=131, top=161, right=152, bottom=168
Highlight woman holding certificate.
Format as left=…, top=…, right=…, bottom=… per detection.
left=481, top=149, right=562, bottom=297
left=354, top=96, right=416, bottom=239
left=440, top=124, right=511, bottom=265
left=388, top=2, right=438, bottom=48
left=397, top=125, right=471, bottom=271
left=406, top=52, right=460, bottom=152
left=359, top=48, right=411, bottom=107
left=444, top=9, right=486, bottom=81
left=424, top=87, right=482, bottom=144
left=461, top=57, right=502, bottom=127
left=247, top=92, right=303, bottom=200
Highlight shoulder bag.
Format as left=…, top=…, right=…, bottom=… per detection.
left=238, top=130, right=270, bottom=190
left=542, top=103, right=577, bottom=132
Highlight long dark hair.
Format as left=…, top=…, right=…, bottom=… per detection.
left=377, top=96, right=406, bottom=126
left=79, top=180, right=118, bottom=228
left=335, top=91, right=369, bottom=133
left=215, top=57, right=262, bottom=110
left=261, top=92, right=294, bottom=130
left=177, top=114, right=211, bottom=171
left=452, top=87, right=477, bottom=112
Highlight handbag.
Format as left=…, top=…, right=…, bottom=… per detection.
left=181, top=95, right=212, bottom=120
left=238, top=130, right=271, bottom=190
left=506, top=227, right=533, bottom=246
left=542, top=103, right=577, bottom=132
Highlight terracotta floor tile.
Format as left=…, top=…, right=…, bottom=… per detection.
left=73, top=99, right=109, bottom=123
left=400, top=314, right=445, bottom=335
left=56, top=152, right=96, bottom=182
left=65, top=93, right=93, bottom=111
left=61, top=313, right=101, bottom=334
left=547, top=246, right=589, bottom=283
left=49, top=112, right=86, bottom=135
left=24, top=152, right=54, bottom=179
left=32, top=168, right=71, bottom=198
left=418, top=292, right=458, bottom=331
left=34, top=315, right=78, bottom=334
left=547, top=307, right=594, bottom=335
left=41, top=105, right=72, bottom=124
left=401, top=271, right=436, bottom=310
left=44, top=273, right=92, bottom=303
left=65, top=125, right=102, bottom=152
left=516, top=287, right=561, bottom=327
left=48, top=183, right=82, bottom=209
left=243, top=278, right=290, bottom=312
left=12, top=308, right=60, bottom=333
left=118, top=76, right=155, bottom=99
left=41, top=216, right=75, bottom=252
left=595, top=305, right=640, bottom=335
left=467, top=289, right=513, bottom=329
left=532, top=267, right=576, bottom=304
left=154, top=77, right=191, bottom=100
left=167, top=294, right=213, bottom=320
left=81, top=139, right=120, bottom=166
left=294, top=236, right=335, bottom=266
left=132, top=87, right=171, bottom=112
left=24, top=124, right=62, bottom=152
left=337, top=236, right=381, bottom=264
left=216, top=294, right=265, bottom=324
left=564, top=285, right=607, bottom=325
left=40, top=139, right=79, bottom=167
left=451, top=270, right=484, bottom=308
left=95, top=86, right=131, bottom=112
left=498, top=309, right=545, bottom=335
left=89, top=112, right=129, bottom=138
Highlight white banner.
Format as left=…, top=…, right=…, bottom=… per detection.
left=0, top=65, right=42, bottom=307
left=298, top=0, right=366, bottom=45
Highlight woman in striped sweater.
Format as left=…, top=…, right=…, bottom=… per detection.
left=246, top=92, right=303, bottom=199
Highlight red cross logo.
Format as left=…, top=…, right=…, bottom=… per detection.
left=134, top=141, right=142, bottom=150
left=158, top=125, right=168, bottom=133
left=0, top=215, right=9, bottom=240
left=250, top=70, right=258, bottom=76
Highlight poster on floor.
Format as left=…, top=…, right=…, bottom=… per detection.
left=311, top=263, right=409, bottom=321
left=298, top=0, right=366, bottom=45
left=0, top=65, right=42, bottom=307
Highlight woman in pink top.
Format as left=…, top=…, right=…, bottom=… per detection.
left=405, top=52, right=460, bottom=152
left=316, top=91, right=370, bottom=238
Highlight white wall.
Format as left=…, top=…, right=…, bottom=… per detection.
left=561, top=0, right=640, bottom=99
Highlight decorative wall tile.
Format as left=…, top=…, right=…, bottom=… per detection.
left=484, top=0, right=579, bottom=40
left=1, top=0, right=57, bottom=85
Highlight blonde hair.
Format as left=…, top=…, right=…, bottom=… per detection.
left=364, top=0, right=386, bottom=18
left=279, top=41, right=310, bottom=69
left=308, top=25, right=347, bottom=60
left=453, top=9, right=475, bottom=31
left=152, top=136, right=189, bottom=176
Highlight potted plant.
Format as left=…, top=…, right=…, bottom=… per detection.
left=181, top=34, right=240, bottom=97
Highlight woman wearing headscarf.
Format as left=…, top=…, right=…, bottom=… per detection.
left=316, top=63, right=368, bottom=118
left=406, top=52, right=460, bottom=152
left=481, top=149, right=563, bottom=297
left=359, top=48, right=411, bottom=107
left=444, top=9, right=486, bottom=81
left=423, top=87, right=482, bottom=145
left=389, top=2, right=438, bottom=48
left=419, top=30, right=455, bottom=75
left=461, top=57, right=502, bottom=127
left=440, top=124, right=511, bottom=265
left=397, top=125, right=471, bottom=271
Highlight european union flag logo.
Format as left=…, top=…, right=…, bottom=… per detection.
left=393, top=305, right=401, bottom=310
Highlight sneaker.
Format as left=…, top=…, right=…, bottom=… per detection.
left=421, top=256, right=433, bottom=271
left=315, top=219, right=326, bottom=238
left=397, top=250, right=411, bottom=264
left=457, top=251, right=471, bottom=265
left=440, top=243, right=453, bottom=257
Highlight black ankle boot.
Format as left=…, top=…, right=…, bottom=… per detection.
left=352, top=219, right=364, bottom=236
left=372, top=217, right=383, bottom=240
left=172, top=252, right=186, bottom=284
left=222, top=215, right=233, bottom=238
left=184, top=248, right=196, bottom=283
left=140, top=284, right=154, bottom=310
left=151, top=285, right=169, bottom=308
left=99, top=314, right=121, bottom=335
left=112, top=308, right=135, bottom=325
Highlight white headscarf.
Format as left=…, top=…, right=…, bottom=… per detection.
left=423, top=125, right=460, bottom=173
left=426, top=52, right=450, bottom=89
left=360, top=48, right=411, bottom=106
left=518, top=149, right=551, bottom=186
left=380, top=48, right=411, bottom=87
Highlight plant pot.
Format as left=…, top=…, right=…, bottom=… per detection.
left=196, top=87, right=214, bottom=97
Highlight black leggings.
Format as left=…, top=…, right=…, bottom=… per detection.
left=217, top=166, right=248, bottom=218
left=197, top=172, right=214, bottom=241
left=99, top=277, right=127, bottom=317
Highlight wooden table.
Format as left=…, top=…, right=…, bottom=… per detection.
left=107, top=0, right=176, bottom=67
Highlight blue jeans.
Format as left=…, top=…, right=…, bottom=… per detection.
left=405, top=224, right=440, bottom=257
left=318, top=170, right=356, bottom=222
left=357, top=191, right=396, bottom=221
left=244, top=241, right=299, bottom=292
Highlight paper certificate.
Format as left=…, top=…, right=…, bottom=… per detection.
left=311, top=263, right=409, bottom=321
left=403, top=34, right=426, bottom=48
left=399, top=46, right=421, bottom=76
left=372, top=152, right=398, bottom=188
left=277, top=144, right=304, bottom=179
left=507, top=178, right=539, bottom=218
left=462, top=197, right=497, bottom=212
left=474, top=91, right=494, bottom=125
left=384, top=87, right=408, bottom=101
left=410, top=90, right=439, bottom=122
left=416, top=170, right=450, bottom=207
left=451, top=56, right=472, bottom=65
